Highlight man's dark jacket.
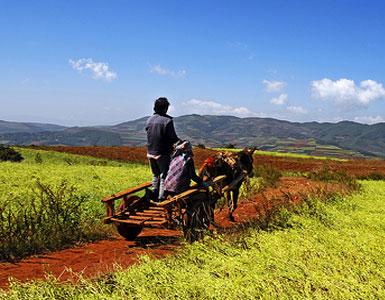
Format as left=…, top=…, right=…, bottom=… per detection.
left=145, top=113, right=179, bottom=155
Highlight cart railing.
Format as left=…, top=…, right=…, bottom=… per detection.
left=101, top=181, right=152, bottom=222
left=101, top=175, right=228, bottom=224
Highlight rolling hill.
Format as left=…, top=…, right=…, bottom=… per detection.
left=0, top=120, right=66, bottom=134
left=0, top=115, right=384, bottom=158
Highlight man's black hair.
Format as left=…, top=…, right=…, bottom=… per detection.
left=154, top=97, right=170, bottom=114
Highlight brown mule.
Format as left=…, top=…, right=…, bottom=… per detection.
left=198, top=147, right=256, bottom=221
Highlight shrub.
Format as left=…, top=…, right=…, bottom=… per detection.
left=34, top=153, right=43, bottom=164
left=0, top=145, right=24, bottom=162
left=254, top=164, right=282, bottom=188
left=307, top=166, right=359, bottom=190
left=196, top=143, right=206, bottom=149
left=0, top=181, right=109, bottom=261
left=224, top=143, right=236, bottom=149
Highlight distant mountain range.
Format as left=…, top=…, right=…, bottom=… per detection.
left=1, top=116, right=385, bottom=158
left=0, top=120, right=66, bottom=134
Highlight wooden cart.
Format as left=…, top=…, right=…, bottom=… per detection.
left=101, top=175, right=226, bottom=242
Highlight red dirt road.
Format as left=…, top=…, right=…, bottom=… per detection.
left=0, top=229, right=181, bottom=289
left=0, top=177, right=348, bottom=289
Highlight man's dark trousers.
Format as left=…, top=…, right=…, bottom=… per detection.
left=148, top=155, right=171, bottom=200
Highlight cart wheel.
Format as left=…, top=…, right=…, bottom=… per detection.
left=119, top=195, right=141, bottom=212
left=115, top=223, right=143, bottom=240
left=182, top=193, right=212, bottom=243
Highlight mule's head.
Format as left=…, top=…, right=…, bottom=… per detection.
left=238, top=147, right=256, bottom=177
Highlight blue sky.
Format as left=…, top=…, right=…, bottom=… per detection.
left=1, top=0, right=385, bottom=126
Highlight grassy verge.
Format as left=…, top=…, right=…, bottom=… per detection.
left=2, top=181, right=384, bottom=299
left=0, top=148, right=151, bottom=260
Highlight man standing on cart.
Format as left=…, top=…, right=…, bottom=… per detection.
left=145, top=97, right=180, bottom=201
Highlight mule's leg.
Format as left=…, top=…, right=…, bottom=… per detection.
left=225, top=191, right=231, bottom=211
left=228, top=186, right=241, bottom=222
left=227, top=191, right=236, bottom=222
left=232, top=188, right=240, bottom=211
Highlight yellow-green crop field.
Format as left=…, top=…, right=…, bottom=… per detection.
left=2, top=180, right=385, bottom=299
left=212, top=147, right=347, bottom=161
left=1, top=148, right=150, bottom=207
left=0, top=148, right=151, bottom=260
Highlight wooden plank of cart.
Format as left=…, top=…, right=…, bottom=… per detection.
left=101, top=175, right=227, bottom=242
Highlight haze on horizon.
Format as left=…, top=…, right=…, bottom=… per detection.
left=1, top=0, right=385, bottom=126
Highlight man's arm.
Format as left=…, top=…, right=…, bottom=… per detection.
left=187, top=159, right=203, bottom=185
left=165, top=120, right=180, bottom=144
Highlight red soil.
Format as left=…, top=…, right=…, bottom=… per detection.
left=0, top=229, right=180, bottom=289
left=35, top=146, right=217, bottom=167
left=0, top=177, right=348, bottom=289
left=252, top=155, right=385, bottom=177
left=215, top=177, right=350, bottom=228
left=36, top=146, right=385, bottom=177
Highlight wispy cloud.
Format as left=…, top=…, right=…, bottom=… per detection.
left=262, top=79, right=287, bottom=92
left=287, top=105, right=307, bottom=114
left=181, top=99, right=258, bottom=117
left=311, top=78, right=385, bottom=108
left=353, top=115, right=384, bottom=124
left=69, top=58, right=117, bottom=81
left=270, top=93, right=288, bottom=105
left=150, top=64, right=186, bottom=78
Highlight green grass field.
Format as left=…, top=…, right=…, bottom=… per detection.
left=2, top=148, right=150, bottom=207
left=2, top=180, right=384, bottom=299
left=212, top=147, right=347, bottom=161
left=0, top=148, right=151, bottom=260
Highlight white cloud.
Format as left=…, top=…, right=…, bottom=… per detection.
left=69, top=58, right=117, bottom=81
left=150, top=64, right=186, bottom=78
left=353, top=115, right=384, bottom=124
left=270, top=93, right=288, bottom=105
left=263, top=79, right=287, bottom=92
left=287, top=105, right=307, bottom=114
left=311, top=78, right=385, bottom=107
left=181, top=99, right=258, bottom=117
